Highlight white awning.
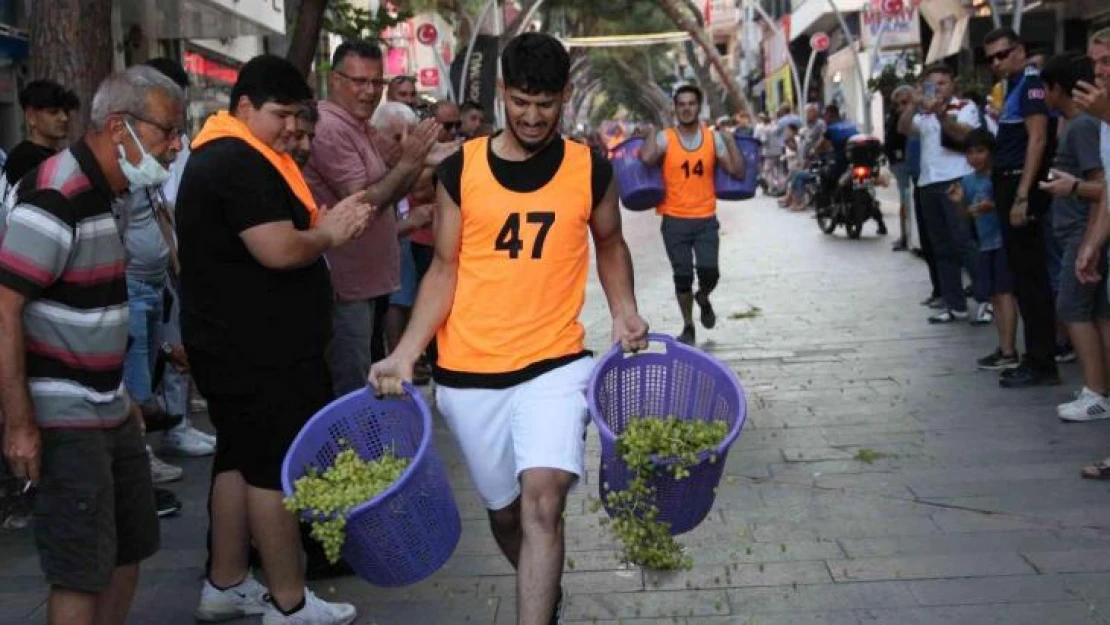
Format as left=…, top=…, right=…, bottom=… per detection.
left=118, top=0, right=286, bottom=40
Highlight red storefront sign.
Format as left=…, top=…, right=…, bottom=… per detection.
left=184, top=51, right=239, bottom=85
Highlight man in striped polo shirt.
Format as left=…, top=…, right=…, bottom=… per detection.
left=0, top=66, right=184, bottom=625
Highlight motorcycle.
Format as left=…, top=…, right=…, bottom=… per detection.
left=814, top=136, right=885, bottom=240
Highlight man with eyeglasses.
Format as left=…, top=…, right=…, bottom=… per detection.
left=304, top=40, right=439, bottom=398
left=983, top=26, right=1059, bottom=388
left=386, top=75, right=418, bottom=108
left=0, top=65, right=185, bottom=625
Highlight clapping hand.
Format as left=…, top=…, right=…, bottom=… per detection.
left=400, top=119, right=441, bottom=169
left=319, top=191, right=374, bottom=247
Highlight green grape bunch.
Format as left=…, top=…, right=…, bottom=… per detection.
left=283, top=447, right=410, bottom=564
left=602, top=416, right=728, bottom=570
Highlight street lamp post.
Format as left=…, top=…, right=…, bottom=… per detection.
left=824, top=0, right=872, bottom=132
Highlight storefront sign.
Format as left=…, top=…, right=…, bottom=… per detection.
left=184, top=51, right=238, bottom=85
left=861, top=0, right=921, bottom=48
left=762, top=15, right=792, bottom=77
left=419, top=67, right=439, bottom=87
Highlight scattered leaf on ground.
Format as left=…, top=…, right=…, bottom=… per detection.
left=854, top=448, right=897, bottom=464
left=729, top=306, right=762, bottom=320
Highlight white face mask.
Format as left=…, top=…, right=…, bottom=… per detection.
left=116, top=120, right=171, bottom=188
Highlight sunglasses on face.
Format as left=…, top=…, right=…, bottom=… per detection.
left=441, top=121, right=460, bottom=131
left=987, top=46, right=1016, bottom=63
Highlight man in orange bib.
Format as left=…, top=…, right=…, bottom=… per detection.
left=369, top=33, right=649, bottom=625
left=640, top=85, right=746, bottom=345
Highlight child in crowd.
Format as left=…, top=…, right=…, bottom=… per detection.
left=948, top=129, right=1020, bottom=370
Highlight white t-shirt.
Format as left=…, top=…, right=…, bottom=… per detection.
left=913, top=98, right=982, bottom=186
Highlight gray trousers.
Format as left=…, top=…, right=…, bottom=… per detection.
left=328, top=298, right=377, bottom=397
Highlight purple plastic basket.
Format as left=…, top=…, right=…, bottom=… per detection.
left=715, top=134, right=762, bottom=201
left=610, top=138, right=665, bottom=212
left=281, top=385, right=460, bottom=587
left=588, top=334, right=747, bottom=535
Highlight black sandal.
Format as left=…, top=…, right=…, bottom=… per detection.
left=1080, top=459, right=1110, bottom=480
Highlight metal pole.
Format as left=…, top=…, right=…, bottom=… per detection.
left=1012, top=0, right=1025, bottom=34
left=868, top=19, right=890, bottom=74
left=802, top=51, right=819, bottom=111
left=986, top=0, right=1002, bottom=28
left=750, top=1, right=805, bottom=112
left=516, top=0, right=547, bottom=35
left=825, top=0, right=872, bottom=132
left=494, top=0, right=505, bottom=129
left=459, top=0, right=497, bottom=107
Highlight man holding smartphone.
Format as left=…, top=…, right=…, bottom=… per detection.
left=897, top=64, right=985, bottom=325
left=984, top=27, right=1060, bottom=388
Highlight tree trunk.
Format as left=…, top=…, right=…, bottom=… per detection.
left=287, top=0, right=329, bottom=76
left=29, top=0, right=113, bottom=137
left=683, top=40, right=727, bottom=120
left=656, top=0, right=749, bottom=114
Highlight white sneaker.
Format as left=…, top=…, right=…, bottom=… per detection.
left=971, top=302, right=994, bottom=326
left=147, top=446, right=183, bottom=484
left=1058, top=387, right=1110, bottom=422
left=162, top=423, right=216, bottom=457
left=195, top=574, right=270, bottom=622
left=262, top=589, right=357, bottom=625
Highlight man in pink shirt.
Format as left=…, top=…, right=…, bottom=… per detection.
left=304, top=40, right=438, bottom=396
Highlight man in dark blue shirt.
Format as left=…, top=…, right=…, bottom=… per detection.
left=822, top=104, right=887, bottom=235
left=984, top=26, right=1059, bottom=388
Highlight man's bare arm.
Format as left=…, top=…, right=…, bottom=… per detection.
left=390, top=183, right=462, bottom=364
left=720, top=132, right=746, bottom=178
left=590, top=177, right=640, bottom=319
left=0, top=285, right=39, bottom=482
left=897, top=104, right=918, bottom=137
left=1018, top=114, right=1049, bottom=199
left=640, top=128, right=665, bottom=166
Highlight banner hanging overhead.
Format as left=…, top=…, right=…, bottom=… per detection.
left=450, top=34, right=498, bottom=116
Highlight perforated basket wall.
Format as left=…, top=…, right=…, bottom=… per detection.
left=588, top=335, right=747, bottom=535
left=281, top=387, right=461, bottom=587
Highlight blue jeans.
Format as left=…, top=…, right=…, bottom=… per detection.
left=124, top=277, right=164, bottom=404
left=919, top=182, right=979, bottom=312
left=790, top=171, right=816, bottom=198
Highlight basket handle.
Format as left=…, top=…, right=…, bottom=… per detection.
left=611, top=332, right=682, bottom=358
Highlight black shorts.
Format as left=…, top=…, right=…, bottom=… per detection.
left=661, top=215, right=720, bottom=277
left=34, top=417, right=159, bottom=592
left=192, top=352, right=333, bottom=491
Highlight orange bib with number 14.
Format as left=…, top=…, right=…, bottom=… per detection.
left=658, top=126, right=718, bottom=218
left=436, top=137, right=593, bottom=375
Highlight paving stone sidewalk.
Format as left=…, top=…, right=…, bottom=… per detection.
left=4, top=195, right=1110, bottom=625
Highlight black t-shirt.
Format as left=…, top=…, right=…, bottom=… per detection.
left=884, top=111, right=906, bottom=164
left=437, top=134, right=613, bottom=208
left=4, top=141, right=57, bottom=186
left=176, top=138, right=332, bottom=390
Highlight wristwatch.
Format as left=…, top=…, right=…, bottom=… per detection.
left=160, top=342, right=174, bottom=356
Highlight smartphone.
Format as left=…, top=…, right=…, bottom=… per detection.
left=923, top=81, right=938, bottom=100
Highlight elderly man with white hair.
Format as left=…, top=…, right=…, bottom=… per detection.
left=0, top=65, right=185, bottom=625
left=370, top=102, right=435, bottom=355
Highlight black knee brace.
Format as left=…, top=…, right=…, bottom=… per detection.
left=674, top=273, right=694, bottom=294
left=697, top=267, right=720, bottom=292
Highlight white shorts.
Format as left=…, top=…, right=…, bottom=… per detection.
left=435, top=357, right=594, bottom=511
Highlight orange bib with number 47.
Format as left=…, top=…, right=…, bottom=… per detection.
left=658, top=126, right=718, bottom=219
left=436, top=137, right=592, bottom=375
